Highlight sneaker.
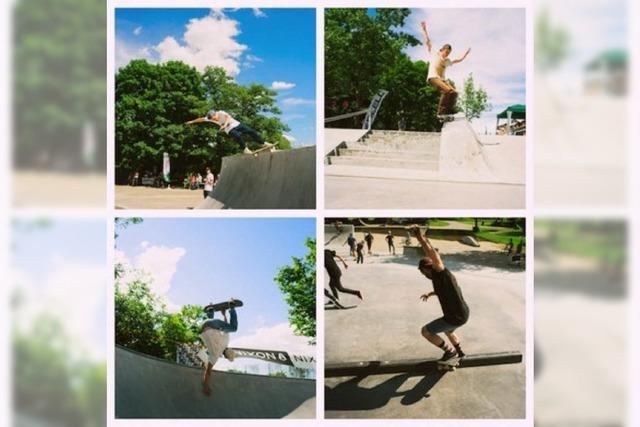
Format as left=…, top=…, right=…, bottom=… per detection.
left=439, top=349, right=457, bottom=362
left=243, top=147, right=252, bottom=154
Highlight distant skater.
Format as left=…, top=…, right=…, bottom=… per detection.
left=420, top=21, right=471, bottom=117
left=185, top=109, right=274, bottom=154
left=200, top=300, right=238, bottom=395
left=364, top=232, right=374, bottom=254
left=324, top=249, right=363, bottom=301
left=344, top=233, right=357, bottom=259
left=356, top=241, right=364, bottom=264
left=410, top=225, right=469, bottom=361
left=386, top=231, right=396, bottom=255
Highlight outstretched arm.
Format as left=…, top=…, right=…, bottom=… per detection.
left=185, top=117, right=209, bottom=125
left=410, top=225, right=445, bottom=271
left=420, top=21, right=432, bottom=53
left=451, top=47, right=471, bottom=64
left=334, top=254, right=349, bottom=270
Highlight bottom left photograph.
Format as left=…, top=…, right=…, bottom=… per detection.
left=112, top=217, right=316, bottom=419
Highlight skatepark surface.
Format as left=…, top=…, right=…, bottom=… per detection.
left=198, top=146, right=316, bottom=209
left=115, top=346, right=316, bottom=418
left=324, top=227, right=526, bottom=418
left=325, top=119, right=525, bottom=209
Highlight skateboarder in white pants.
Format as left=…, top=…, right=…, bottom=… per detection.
left=420, top=21, right=471, bottom=117
left=185, top=110, right=274, bottom=154
left=410, top=225, right=469, bottom=361
left=200, top=301, right=238, bottom=395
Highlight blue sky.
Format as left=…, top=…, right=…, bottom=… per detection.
left=12, top=220, right=107, bottom=361
left=115, top=8, right=316, bottom=146
left=115, top=218, right=316, bottom=357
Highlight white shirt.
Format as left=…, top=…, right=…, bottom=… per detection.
left=210, top=110, right=241, bottom=134
left=200, top=328, right=229, bottom=365
left=204, top=172, right=214, bottom=192
left=427, top=51, right=452, bottom=81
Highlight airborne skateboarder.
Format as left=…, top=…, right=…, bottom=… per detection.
left=420, top=21, right=471, bottom=118
left=185, top=109, right=274, bottom=154
left=200, top=299, right=239, bottom=395
left=410, top=225, right=468, bottom=362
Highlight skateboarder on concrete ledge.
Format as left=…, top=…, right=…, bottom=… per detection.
left=410, top=225, right=469, bottom=362
left=200, top=299, right=239, bottom=396
left=185, top=109, right=274, bottom=154
left=420, top=21, right=471, bottom=118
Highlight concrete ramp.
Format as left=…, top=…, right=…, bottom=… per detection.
left=324, top=223, right=355, bottom=247
left=197, top=146, right=315, bottom=209
left=115, top=346, right=316, bottom=418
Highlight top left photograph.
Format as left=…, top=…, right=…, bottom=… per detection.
left=112, top=8, right=316, bottom=209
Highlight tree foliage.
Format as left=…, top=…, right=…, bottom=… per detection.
left=115, top=61, right=291, bottom=183
left=459, top=74, right=491, bottom=121
left=13, top=0, right=106, bottom=170
left=274, top=238, right=316, bottom=343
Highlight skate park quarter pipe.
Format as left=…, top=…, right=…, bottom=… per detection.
left=115, top=346, right=316, bottom=418
left=197, top=146, right=316, bottom=209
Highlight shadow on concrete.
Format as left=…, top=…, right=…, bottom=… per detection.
left=325, top=372, right=446, bottom=411
left=325, top=304, right=357, bottom=311
left=374, top=250, right=524, bottom=273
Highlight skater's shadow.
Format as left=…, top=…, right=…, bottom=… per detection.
left=325, top=303, right=357, bottom=310
left=325, top=371, right=446, bottom=411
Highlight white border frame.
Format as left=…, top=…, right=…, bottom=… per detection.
left=106, top=1, right=534, bottom=426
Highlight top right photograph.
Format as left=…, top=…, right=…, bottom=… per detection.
left=324, top=8, right=526, bottom=209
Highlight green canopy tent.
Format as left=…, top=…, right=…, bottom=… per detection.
left=496, top=104, right=526, bottom=135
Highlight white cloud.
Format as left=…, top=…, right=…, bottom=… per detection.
left=252, top=8, right=267, bottom=18
left=271, top=81, right=296, bottom=90
left=154, top=10, right=247, bottom=75
left=12, top=260, right=106, bottom=361
left=281, top=97, right=315, bottom=107
left=133, top=244, right=186, bottom=296
left=283, top=134, right=296, bottom=142
left=115, top=38, right=154, bottom=70
left=133, top=26, right=142, bottom=36
left=230, top=322, right=314, bottom=355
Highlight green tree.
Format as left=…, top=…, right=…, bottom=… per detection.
left=325, top=9, right=420, bottom=128
left=274, top=238, right=316, bottom=343
left=535, top=7, right=570, bottom=72
left=458, top=73, right=491, bottom=121
left=13, top=0, right=106, bottom=170
left=115, top=62, right=291, bottom=183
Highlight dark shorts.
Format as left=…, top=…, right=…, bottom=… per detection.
left=424, top=317, right=458, bottom=334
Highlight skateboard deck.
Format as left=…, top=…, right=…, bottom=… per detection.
left=204, top=299, right=243, bottom=313
left=251, top=143, right=276, bottom=157
left=437, top=356, right=461, bottom=372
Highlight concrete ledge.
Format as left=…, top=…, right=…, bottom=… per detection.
left=325, top=352, right=522, bottom=377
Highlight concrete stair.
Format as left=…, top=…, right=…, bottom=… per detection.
left=327, top=130, right=442, bottom=172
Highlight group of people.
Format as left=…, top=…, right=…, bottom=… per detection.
left=341, top=230, right=399, bottom=264
left=183, top=167, right=218, bottom=199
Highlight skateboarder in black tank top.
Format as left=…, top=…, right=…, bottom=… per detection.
left=409, top=225, right=469, bottom=361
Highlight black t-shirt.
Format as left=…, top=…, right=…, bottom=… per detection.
left=430, top=268, right=469, bottom=326
left=365, top=234, right=373, bottom=243
left=356, top=242, right=364, bottom=253
left=386, top=235, right=394, bottom=244
left=324, top=249, right=341, bottom=277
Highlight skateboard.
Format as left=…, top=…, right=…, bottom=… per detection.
left=204, top=299, right=243, bottom=313
left=250, top=143, right=277, bottom=157
left=437, top=356, right=461, bottom=372
left=437, top=114, right=456, bottom=123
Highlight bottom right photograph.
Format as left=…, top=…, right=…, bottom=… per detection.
left=323, top=217, right=526, bottom=419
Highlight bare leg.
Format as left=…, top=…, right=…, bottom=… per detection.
left=421, top=325, right=447, bottom=348
left=202, top=362, right=213, bottom=395
left=445, top=331, right=465, bottom=357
